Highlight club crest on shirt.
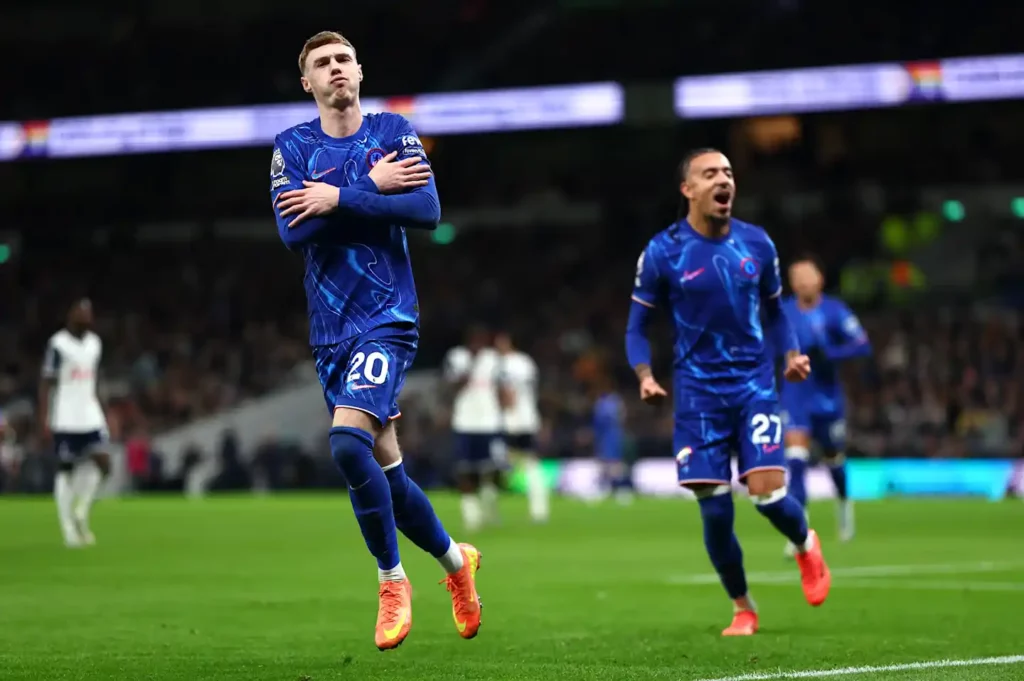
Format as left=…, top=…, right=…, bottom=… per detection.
left=738, top=257, right=760, bottom=279
left=366, top=147, right=385, bottom=168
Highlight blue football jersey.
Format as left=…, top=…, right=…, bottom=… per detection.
left=780, top=294, right=869, bottom=416
left=631, top=218, right=783, bottom=412
left=593, top=392, right=625, bottom=459
left=270, top=112, right=431, bottom=346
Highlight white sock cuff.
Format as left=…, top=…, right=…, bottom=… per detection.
left=785, top=446, right=810, bottom=461
left=438, top=538, right=464, bottom=574
left=693, top=484, right=732, bottom=500
left=378, top=562, right=407, bottom=582
left=751, top=487, right=788, bottom=505
left=380, top=458, right=403, bottom=473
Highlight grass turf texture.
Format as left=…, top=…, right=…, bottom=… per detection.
left=1, top=494, right=1022, bottom=681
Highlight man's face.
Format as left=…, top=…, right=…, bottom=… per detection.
left=789, top=261, right=823, bottom=300
left=301, top=43, right=362, bottom=108
left=682, top=151, right=735, bottom=221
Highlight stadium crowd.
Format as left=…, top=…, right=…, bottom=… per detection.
left=2, top=205, right=1023, bottom=495
left=3, top=1, right=1024, bottom=491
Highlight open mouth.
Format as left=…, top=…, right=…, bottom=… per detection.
left=713, top=190, right=732, bottom=207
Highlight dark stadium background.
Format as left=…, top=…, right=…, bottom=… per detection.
left=3, top=1, right=1023, bottom=495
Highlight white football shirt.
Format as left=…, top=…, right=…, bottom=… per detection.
left=444, top=346, right=503, bottom=434
left=498, top=351, right=540, bottom=435
left=42, top=329, right=107, bottom=433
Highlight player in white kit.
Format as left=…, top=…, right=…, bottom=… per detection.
left=39, top=300, right=110, bottom=547
left=443, top=326, right=504, bottom=531
left=494, top=332, right=549, bottom=523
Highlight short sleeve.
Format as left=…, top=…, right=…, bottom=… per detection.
left=388, top=115, right=430, bottom=166
left=759, top=234, right=783, bottom=299
left=42, top=339, right=61, bottom=379
left=631, top=241, right=662, bottom=308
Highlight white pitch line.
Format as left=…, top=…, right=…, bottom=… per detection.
left=833, top=579, right=1024, bottom=593
left=691, top=654, right=1024, bottom=681
left=667, top=561, right=1024, bottom=586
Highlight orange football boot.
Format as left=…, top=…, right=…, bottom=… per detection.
left=374, top=579, right=412, bottom=651
left=441, top=543, right=483, bottom=639
left=722, top=609, right=759, bottom=636
left=795, top=529, right=831, bottom=606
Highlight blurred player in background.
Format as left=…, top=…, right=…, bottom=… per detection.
left=625, top=148, right=831, bottom=636
left=591, top=375, right=632, bottom=504
left=494, top=331, right=548, bottom=523
left=0, top=410, right=22, bottom=493
left=780, top=255, right=872, bottom=554
left=444, top=326, right=504, bottom=531
left=39, top=299, right=110, bottom=548
left=269, top=31, right=481, bottom=651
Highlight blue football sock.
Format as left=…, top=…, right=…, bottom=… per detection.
left=828, top=461, right=848, bottom=500
left=697, top=492, right=748, bottom=599
left=753, top=488, right=809, bottom=547
left=385, top=461, right=452, bottom=558
left=330, top=427, right=401, bottom=571
left=786, top=456, right=808, bottom=508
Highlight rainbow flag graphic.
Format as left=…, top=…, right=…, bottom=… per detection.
left=904, top=61, right=944, bottom=101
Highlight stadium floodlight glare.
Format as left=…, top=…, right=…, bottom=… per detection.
left=431, top=223, right=456, bottom=245
left=674, top=53, right=1024, bottom=118
left=1012, top=197, right=1024, bottom=219
left=0, top=82, right=625, bottom=162
left=942, top=200, right=965, bottom=222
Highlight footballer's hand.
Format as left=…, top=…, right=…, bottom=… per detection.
left=277, top=181, right=340, bottom=227
left=639, top=376, right=668, bottom=405
left=368, top=151, right=432, bottom=194
left=783, top=353, right=812, bottom=382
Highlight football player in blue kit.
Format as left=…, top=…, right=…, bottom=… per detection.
left=780, top=255, right=872, bottom=554
left=269, top=31, right=481, bottom=651
left=625, top=148, right=831, bottom=636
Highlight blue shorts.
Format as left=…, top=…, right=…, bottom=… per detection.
left=781, top=405, right=846, bottom=453
left=455, top=433, right=505, bottom=470
left=313, top=325, right=418, bottom=427
left=54, top=430, right=108, bottom=465
left=673, top=400, right=787, bottom=485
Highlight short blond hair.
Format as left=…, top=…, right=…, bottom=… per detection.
left=298, top=31, right=356, bottom=74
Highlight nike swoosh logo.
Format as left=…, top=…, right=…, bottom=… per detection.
left=681, top=268, right=705, bottom=282
left=310, top=167, right=336, bottom=180
left=383, top=608, right=409, bottom=639
left=455, top=619, right=467, bottom=633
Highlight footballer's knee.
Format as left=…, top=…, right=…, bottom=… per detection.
left=744, top=470, right=786, bottom=498
left=686, top=483, right=731, bottom=501
left=329, top=426, right=376, bottom=476
left=688, top=484, right=733, bottom=520
left=457, top=469, right=479, bottom=494
left=784, top=429, right=811, bottom=449
left=91, top=452, right=112, bottom=476
left=332, top=406, right=381, bottom=435
left=822, top=451, right=846, bottom=466
left=373, top=420, right=402, bottom=469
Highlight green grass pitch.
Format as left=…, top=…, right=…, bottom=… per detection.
left=1, top=493, right=1023, bottom=680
